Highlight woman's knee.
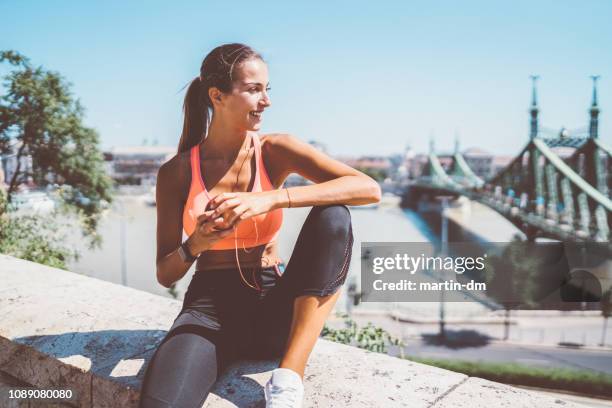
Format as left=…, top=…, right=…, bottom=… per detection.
left=139, top=326, right=219, bottom=408
left=310, top=204, right=352, bottom=237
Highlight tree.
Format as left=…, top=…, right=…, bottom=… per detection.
left=0, top=50, right=113, bottom=246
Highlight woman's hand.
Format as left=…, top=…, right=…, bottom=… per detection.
left=207, top=191, right=279, bottom=227
left=187, top=210, right=237, bottom=254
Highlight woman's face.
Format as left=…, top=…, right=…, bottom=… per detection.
left=219, top=58, right=271, bottom=131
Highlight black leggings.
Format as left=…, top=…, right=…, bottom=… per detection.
left=138, top=205, right=353, bottom=408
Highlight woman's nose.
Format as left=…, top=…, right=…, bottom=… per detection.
left=261, top=91, right=271, bottom=107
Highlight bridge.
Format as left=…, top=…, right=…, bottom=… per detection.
left=404, top=76, right=612, bottom=242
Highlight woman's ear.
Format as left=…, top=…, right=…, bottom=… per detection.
left=208, top=87, right=224, bottom=108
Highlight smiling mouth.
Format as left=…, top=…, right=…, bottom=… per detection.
left=250, top=111, right=262, bottom=118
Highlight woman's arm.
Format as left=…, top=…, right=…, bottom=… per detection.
left=265, top=133, right=381, bottom=208
left=155, top=154, right=236, bottom=287
left=207, top=134, right=381, bottom=226
left=155, top=156, right=193, bottom=288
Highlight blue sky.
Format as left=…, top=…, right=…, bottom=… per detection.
left=1, top=0, right=611, bottom=156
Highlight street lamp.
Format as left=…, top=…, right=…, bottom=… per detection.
left=437, top=195, right=453, bottom=339
left=118, top=198, right=128, bottom=286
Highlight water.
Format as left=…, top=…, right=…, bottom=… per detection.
left=65, top=195, right=516, bottom=317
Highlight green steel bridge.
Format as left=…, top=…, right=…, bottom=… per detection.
left=406, top=76, right=612, bottom=242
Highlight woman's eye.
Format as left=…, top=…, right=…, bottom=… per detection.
left=247, top=87, right=270, bottom=93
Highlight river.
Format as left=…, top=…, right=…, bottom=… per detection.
left=65, top=194, right=520, bottom=318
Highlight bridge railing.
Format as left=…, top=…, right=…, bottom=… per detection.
left=482, top=139, right=612, bottom=241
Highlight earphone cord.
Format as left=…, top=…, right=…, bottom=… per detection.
left=223, top=133, right=261, bottom=292
left=235, top=218, right=262, bottom=291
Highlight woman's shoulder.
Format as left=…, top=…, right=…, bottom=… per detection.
left=259, top=133, right=298, bottom=187
left=158, top=149, right=190, bottom=175
left=157, top=149, right=191, bottom=194
left=260, top=133, right=302, bottom=155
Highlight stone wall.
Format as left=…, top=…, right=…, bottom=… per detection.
left=0, top=255, right=580, bottom=407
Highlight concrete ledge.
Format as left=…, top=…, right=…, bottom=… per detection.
left=0, top=255, right=583, bottom=407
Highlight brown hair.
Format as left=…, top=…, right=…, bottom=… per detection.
left=178, top=43, right=263, bottom=153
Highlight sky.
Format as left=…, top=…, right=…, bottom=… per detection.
left=1, top=0, right=611, bottom=157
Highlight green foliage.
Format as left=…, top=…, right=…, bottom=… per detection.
left=357, top=167, right=388, bottom=183
left=0, top=189, right=76, bottom=268
left=405, top=356, right=612, bottom=398
left=321, top=317, right=358, bottom=345
left=321, top=315, right=404, bottom=355
left=0, top=50, right=113, bottom=247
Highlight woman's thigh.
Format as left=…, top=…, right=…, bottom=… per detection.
left=251, top=205, right=354, bottom=357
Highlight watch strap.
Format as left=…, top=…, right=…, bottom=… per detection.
left=178, top=241, right=197, bottom=263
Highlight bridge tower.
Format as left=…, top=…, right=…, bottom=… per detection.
left=584, top=75, right=607, bottom=195
left=529, top=75, right=540, bottom=140
left=526, top=76, right=544, bottom=214
left=589, top=75, right=600, bottom=140
left=454, top=135, right=460, bottom=155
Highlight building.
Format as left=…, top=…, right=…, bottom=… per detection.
left=463, top=147, right=494, bottom=179
left=491, top=155, right=514, bottom=175
left=104, top=146, right=175, bottom=185
left=404, top=153, right=428, bottom=179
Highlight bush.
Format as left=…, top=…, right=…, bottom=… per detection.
left=321, top=315, right=403, bottom=354
left=0, top=189, right=76, bottom=269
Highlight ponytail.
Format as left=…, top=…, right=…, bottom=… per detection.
left=178, top=77, right=209, bottom=153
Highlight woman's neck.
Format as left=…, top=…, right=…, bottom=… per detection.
left=203, top=116, right=251, bottom=161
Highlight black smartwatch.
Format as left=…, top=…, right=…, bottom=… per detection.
left=178, top=241, right=198, bottom=263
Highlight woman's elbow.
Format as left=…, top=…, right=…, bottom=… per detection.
left=360, top=176, right=381, bottom=204
left=369, top=181, right=382, bottom=203
left=156, top=265, right=172, bottom=288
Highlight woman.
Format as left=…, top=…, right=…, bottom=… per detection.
left=139, top=43, right=380, bottom=408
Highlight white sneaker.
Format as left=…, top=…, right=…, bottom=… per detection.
left=264, top=368, right=304, bottom=408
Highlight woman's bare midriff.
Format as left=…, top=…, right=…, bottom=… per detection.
left=195, top=240, right=283, bottom=272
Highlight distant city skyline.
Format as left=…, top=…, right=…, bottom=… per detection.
left=1, top=0, right=611, bottom=157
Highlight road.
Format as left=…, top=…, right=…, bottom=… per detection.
left=400, top=338, right=612, bottom=374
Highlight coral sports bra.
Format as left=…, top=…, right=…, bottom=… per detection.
left=182, top=134, right=283, bottom=250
